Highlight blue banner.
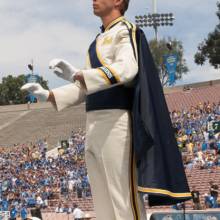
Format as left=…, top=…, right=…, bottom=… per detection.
left=163, top=54, right=178, bottom=86
left=25, top=73, right=40, bottom=103
left=25, top=74, right=40, bottom=83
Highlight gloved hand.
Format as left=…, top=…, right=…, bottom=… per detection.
left=21, top=83, right=50, bottom=102
left=49, top=58, right=79, bottom=82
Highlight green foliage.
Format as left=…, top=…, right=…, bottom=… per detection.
left=0, top=74, right=49, bottom=105
left=149, top=38, right=188, bottom=86
left=195, top=2, right=220, bottom=68
left=37, top=76, right=49, bottom=90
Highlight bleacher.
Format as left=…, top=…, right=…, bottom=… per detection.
left=165, top=79, right=220, bottom=111
left=0, top=102, right=86, bottom=148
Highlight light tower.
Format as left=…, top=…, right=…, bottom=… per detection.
left=135, top=0, right=175, bottom=41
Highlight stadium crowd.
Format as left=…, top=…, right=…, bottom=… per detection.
left=171, top=101, right=220, bottom=209
left=0, top=101, right=219, bottom=218
left=171, top=102, right=220, bottom=169
left=0, top=130, right=90, bottom=218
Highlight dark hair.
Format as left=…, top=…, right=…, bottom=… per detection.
left=120, top=0, right=130, bottom=15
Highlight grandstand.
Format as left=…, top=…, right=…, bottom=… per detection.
left=0, top=79, right=219, bottom=219
left=0, top=102, right=86, bottom=148
left=165, top=79, right=220, bottom=111
left=0, top=79, right=219, bottom=148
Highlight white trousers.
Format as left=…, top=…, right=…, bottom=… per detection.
left=85, top=109, right=146, bottom=220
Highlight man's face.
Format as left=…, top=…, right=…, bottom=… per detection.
left=93, top=0, right=121, bottom=17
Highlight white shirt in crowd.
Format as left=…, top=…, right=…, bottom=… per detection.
left=55, top=207, right=63, bottom=213
left=73, top=207, right=84, bottom=219
left=36, top=196, right=43, bottom=205
left=203, top=131, right=209, bottom=142
left=68, top=179, right=75, bottom=191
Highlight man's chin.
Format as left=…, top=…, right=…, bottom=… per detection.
left=93, top=10, right=100, bottom=16
left=93, top=9, right=103, bottom=17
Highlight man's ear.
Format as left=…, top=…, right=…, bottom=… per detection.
left=115, top=0, right=123, bottom=9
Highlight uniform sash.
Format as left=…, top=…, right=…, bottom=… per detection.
left=86, top=37, right=133, bottom=112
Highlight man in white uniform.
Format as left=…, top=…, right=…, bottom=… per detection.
left=22, top=0, right=147, bottom=219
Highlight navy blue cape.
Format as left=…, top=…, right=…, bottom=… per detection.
left=132, top=28, right=192, bottom=206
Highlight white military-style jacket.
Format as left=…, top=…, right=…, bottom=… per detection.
left=52, top=16, right=138, bottom=112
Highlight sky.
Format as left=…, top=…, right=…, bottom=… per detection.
left=0, top=0, right=219, bottom=89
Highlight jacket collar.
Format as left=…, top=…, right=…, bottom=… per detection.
left=100, top=16, right=124, bottom=33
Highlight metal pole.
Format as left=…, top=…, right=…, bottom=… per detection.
left=31, top=59, right=34, bottom=75
left=152, top=0, right=158, bottom=41
left=153, top=0, right=157, bottom=13
left=155, top=26, right=158, bottom=41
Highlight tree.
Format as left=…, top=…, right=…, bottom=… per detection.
left=195, top=2, right=220, bottom=68
left=149, top=38, right=188, bottom=86
left=0, top=74, right=49, bottom=105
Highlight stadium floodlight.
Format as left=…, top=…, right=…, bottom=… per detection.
left=28, top=59, right=34, bottom=74
left=135, top=0, right=175, bottom=41
left=28, top=64, right=33, bottom=71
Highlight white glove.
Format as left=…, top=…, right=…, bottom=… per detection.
left=49, top=58, right=79, bottom=82
left=21, top=83, right=49, bottom=102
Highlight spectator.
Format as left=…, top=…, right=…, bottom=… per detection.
left=36, top=194, right=43, bottom=208
left=2, top=197, right=9, bottom=211
left=191, top=186, right=202, bottom=210
left=9, top=205, right=17, bottom=220
left=20, top=205, right=28, bottom=220
left=72, top=204, right=84, bottom=220
left=204, top=193, right=212, bottom=208
left=209, top=181, right=219, bottom=208
left=55, top=202, right=63, bottom=213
